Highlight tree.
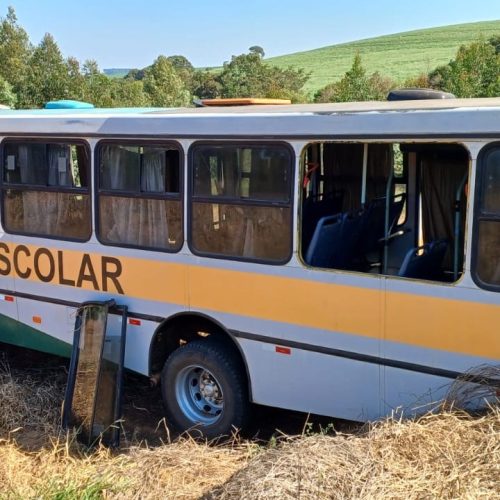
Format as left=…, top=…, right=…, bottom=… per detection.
left=442, top=40, right=499, bottom=97
left=217, top=50, right=309, bottom=102
left=81, top=59, right=115, bottom=107
left=403, top=72, right=431, bottom=89
left=249, top=45, right=265, bottom=57
left=426, top=39, right=499, bottom=97
left=0, top=6, right=32, bottom=91
left=314, top=53, right=394, bottom=103
left=489, top=35, right=500, bottom=55
left=112, top=78, right=149, bottom=107
left=65, top=56, right=86, bottom=101
left=124, top=68, right=146, bottom=81
left=142, top=55, right=191, bottom=107
left=0, top=75, right=16, bottom=107
left=191, top=70, right=222, bottom=99
left=19, top=33, right=69, bottom=107
left=167, top=55, right=194, bottom=88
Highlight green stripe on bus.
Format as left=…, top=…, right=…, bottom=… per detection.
left=0, top=313, right=71, bottom=358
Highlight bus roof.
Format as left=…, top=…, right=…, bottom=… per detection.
left=0, top=98, right=499, bottom=118
left=0, top=98, right=499, bottom=139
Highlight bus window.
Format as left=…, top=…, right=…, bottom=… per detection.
left=190, top=144, right=293, bottom=263
left=474, top=146, right=500, bottom=288
left=97, top=143, right=183, bottom=252
left=301, top=142, right=469, bottom=283
left=2, top=140, right=91, bottom=240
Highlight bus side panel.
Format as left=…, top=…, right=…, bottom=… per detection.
left=384, top=279, right=500, bottom=414
left=238, top=337, right=381, bottom=421
left=108, top=313, right=157, bottom=375
left=383, top=368, right=454, bottom=415
left=4, top=297, right=73, bottom=357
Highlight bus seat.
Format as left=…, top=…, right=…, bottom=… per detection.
left=398, top=239, right=448, bottom=280
left=305, top=213, right=345, bottom=267
left=337, top=209, right=365, bottom=269
left=358, top=193, right=406, bottom=268
left=302, top=190, right=344, bottom=252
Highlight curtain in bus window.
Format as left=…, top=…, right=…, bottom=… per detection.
left=323, top=144, right=363, bottom=211
left=366, top=144, right=392, bottom=202
left=3, top=143, right=90, bottom=239
left=420, top=149, right=468, bottom=269
left=17, top=145, right=64, bottom=235
left=101, top=146, right=140, bottom=191
left=141, top=149, right=165, bottom=192
left=322, top=143, right=390, bottom=212
left=48, top=144, right=72, bottom=186
left=18, top=144, right=46, bottom=184
left=100, top=146, right=171, bottom=248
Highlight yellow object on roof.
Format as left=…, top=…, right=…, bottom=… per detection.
left=201, top=98, right=292, bottom=106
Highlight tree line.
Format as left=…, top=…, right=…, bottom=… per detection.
left=0, top=6, right=498, bottom=109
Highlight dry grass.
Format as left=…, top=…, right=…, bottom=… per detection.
left=214, top=409, right=499, bottom=499
left=0, top=359, right=499, bottom=499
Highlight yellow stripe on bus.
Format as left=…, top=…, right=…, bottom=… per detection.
left=1, top=242, right=498, bottom=360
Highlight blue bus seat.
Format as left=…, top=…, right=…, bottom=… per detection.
left=305, top=213, right=345, bottom=267
left=398, top=239, right=448, bottom=280
left=302, top=190, right=344, bottom=252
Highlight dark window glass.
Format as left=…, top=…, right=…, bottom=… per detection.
left=483, top=149, right=500, bottom=213
left=475, top=147, right=500, bottom=288
left=4, top=190, right=91, bottom=239
left=4, top=143, right=88, bottom=188
left=191, top=144, right=293, bottom=263
left=100, top=145, right=180, bottom=194
left=192, top=202, right=291, bottom=261
left=193, top=145, right=290, bottom=201
left=97, top=143, right=182, bottom=251
left=2, top=141, right=91, bottom=240
left=476, top=221, right=500, bottom=285
left=99, top=196, right=182, bottom=250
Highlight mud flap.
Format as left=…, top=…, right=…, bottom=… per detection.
left=62, top=300, right=128, bottom=447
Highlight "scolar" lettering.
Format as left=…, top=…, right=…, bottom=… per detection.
left=0, top=243, right=124, bottom=294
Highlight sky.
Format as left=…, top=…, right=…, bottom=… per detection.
left=6, top=0, right=500, bottom=69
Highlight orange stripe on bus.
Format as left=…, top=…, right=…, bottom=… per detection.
left=1, top=242, right=499, bottom=360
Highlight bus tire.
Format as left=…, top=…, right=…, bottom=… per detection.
left=161, top=338, right=249, bottom=439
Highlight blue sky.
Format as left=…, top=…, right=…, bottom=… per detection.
left=6, top=0, right=500, bottom=69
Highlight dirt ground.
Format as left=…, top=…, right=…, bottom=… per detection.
left=0, top=341, right=356, bottom=447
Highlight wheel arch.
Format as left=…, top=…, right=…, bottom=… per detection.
left=148, top=311, right=253, bottom=400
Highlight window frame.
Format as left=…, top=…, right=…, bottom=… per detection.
left=471, top=141, right=500, bottom=292
left=188, top=140, right=295, bottom=265
left=0, top=137, right=92, bottom=242
left=94, top=138, right=184, bottom=253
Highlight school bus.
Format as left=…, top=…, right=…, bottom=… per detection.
left=0, top=96, right=498, bottom=438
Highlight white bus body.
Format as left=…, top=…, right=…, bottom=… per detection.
left=0, top=98, right=498, bottom=436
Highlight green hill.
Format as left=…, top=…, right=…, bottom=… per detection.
left=266, top=20, right=500, bottom=93
left=103, top=68, right=131, bottom=78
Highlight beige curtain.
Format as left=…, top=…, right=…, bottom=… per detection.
left=102, top=146, right=170, bottom=248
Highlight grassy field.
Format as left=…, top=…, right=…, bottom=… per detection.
left=0, top=348, right=499, bottom=499
left=267, top=20, right=500, bottom=93
left=104, top=21, right=500, bottom=95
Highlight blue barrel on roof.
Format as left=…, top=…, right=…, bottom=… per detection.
left=45, top=100, right=95, bottom=109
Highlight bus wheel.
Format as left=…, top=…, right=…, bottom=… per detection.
left=161, top=338, right=249, bottom=439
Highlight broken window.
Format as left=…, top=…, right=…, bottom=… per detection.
left=301, top=141, right=469, bottom=283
